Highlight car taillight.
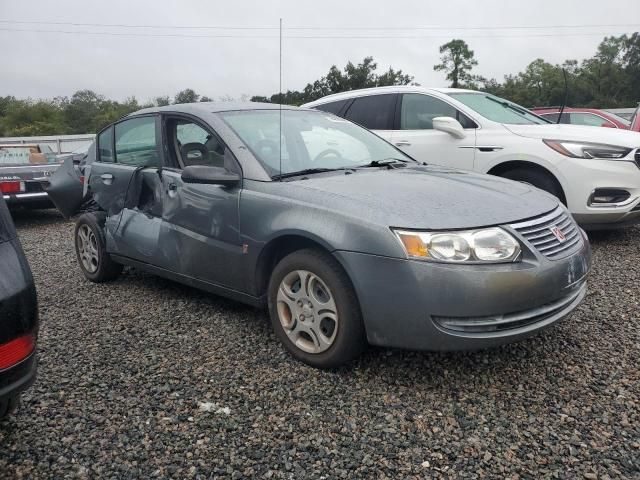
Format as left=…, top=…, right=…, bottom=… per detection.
left=0, top=334, right=35, bottom=370
left=0, top=181, right=24, bottom=194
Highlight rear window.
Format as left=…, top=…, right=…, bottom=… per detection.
left=0, top=146, right=53, bottom=166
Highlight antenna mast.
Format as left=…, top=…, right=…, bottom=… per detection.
left=279, top=18, right=283, bottom=180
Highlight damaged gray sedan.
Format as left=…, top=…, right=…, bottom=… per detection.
left=47, top=103, right=591, bottom=368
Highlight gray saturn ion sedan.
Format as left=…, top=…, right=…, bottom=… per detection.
left=47, top=103, right=591, bottom=368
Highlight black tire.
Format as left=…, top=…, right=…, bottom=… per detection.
left=0, top=395, right=20, bottom=419
left=267, top=248, right=366, bottom=369
left=500, top=168, right=566, bottom=204
left=74, top=212, right=123, bottom=282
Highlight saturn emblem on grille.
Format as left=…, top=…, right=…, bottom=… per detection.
left=550, top=226, right=567, bottom=243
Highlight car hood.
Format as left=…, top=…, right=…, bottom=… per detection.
left=504, top=123, right=640, bottom=147
left=276, top=165, right=559, bottom=230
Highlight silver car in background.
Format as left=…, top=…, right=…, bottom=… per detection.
left=0, top=143, right=59, bottom=208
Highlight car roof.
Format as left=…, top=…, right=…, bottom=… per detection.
left=302, top=86, right=479, bottom=106
left=131, top=102, right=308, bottom=116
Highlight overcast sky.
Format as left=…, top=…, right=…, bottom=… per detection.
left=1, top=0, right=639, bottom=102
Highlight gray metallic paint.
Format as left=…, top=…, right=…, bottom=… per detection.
left=46, top=103, right=592, bottom=350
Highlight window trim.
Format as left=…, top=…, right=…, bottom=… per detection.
left=160, top=112, right=243, bottom=175
left=396, top=93, right=479, bottom=131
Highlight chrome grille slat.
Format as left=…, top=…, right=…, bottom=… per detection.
left=509, top=206, right=583, bottom=260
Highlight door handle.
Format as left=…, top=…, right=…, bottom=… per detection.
left=168, top=183, right=178, bottom=191
left=100, top=173, right=114, bottom=184
left=395, top=141, right=411, bottom=147
left=167, top=182, right=178, bottom=197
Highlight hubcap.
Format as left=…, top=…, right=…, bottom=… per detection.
left=77, top=224, right=99, bottom=273
left=276, top=269, right=338, bottom=354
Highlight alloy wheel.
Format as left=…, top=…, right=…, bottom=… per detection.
left=77, top=224, right=99, bottom=273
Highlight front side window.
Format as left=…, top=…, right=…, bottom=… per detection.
left=448, top=92, right=549, bottom=125
left=343, top=94, right=395, bottom=130
left=173, top=121, right=226, bottom=168
left=400, top=94, right=476, bottom=130
left=570, top=113, right=615, bottom=128
left=114, top=116, right=159, bottom=167
left=97, top=127, right=114, bottom=163
left=221, top=110, right=412, bottom=177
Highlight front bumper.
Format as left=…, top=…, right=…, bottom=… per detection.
left=559, top=157, right=640, bottom=228
left=335, top=231, right=591, bottom=351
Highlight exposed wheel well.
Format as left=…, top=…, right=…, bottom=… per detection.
left=487, top=160, right=567, bottom=205
left=254, top=235, right=332, bottom=297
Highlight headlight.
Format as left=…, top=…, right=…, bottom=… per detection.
left=392, top=228, right=521, bottom=263
left=543, top=140, right=632, bottom=159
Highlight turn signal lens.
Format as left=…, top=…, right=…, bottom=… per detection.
left=0, top=334, right=35, bottom=370
left=397, top=232, right=428, bottom=257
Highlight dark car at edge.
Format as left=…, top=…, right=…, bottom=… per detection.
left=0, top=195, right=39, bottom=417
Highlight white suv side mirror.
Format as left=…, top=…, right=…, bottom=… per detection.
left=432, top=117, right=465, bottom=139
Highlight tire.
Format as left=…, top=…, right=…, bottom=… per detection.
left=499, top=168, right=566, bottom=204
left=0, top=395, right=20, bottom=419
left=74, top=212, right=123, bottom=282
left=267, top=248, right=366, bottom=369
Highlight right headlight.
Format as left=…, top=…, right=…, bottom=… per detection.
left=392, top=227, right=521, bottom=264
left=543, top=140, right=632, bottom=160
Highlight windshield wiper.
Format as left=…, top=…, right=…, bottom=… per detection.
left=357, top=158, right=409, bottom=169
left=484, top=95, right=534, bottom=119
left=271, top=167, right=346, bottom=180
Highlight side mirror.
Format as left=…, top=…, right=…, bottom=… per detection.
left=181, top=165, right=240, bottom=187
left=432, top=117, right=465, bottom=139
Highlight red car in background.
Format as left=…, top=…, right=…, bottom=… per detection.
left=629, top=105, right=640, bottom=132
left=532, top=107, right=634, bottom=130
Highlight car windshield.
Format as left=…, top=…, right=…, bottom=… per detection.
left=606, top=112, right=631, bottom=126
left=448, top=92, right=550, bottom=125
left=220, top=109, right=413, bottom=177
left=0, top=146, right=57, bottom=166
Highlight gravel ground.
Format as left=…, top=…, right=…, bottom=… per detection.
left=0, top=209, right=638, bottom=479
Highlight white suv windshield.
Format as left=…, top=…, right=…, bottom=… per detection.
left=221, top=110, right=413, bottom=177
left=448, top=92, right=549, bottom=125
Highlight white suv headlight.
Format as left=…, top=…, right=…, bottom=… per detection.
left=392, top=227, right=521, bottom=263
left=543, top=140, right=632, bottom=159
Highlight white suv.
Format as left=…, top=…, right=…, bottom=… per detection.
left=303, top=86, right=640, bottom=229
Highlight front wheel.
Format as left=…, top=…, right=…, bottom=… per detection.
left=499, top=168, right=566, bottom=205
left=0, top=395, right=20, bottom=419
left=268, top=249, right=366, bottom=369
left=74, top=213, right=123, bottom=282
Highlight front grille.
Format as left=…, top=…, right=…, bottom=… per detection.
left=433, top=283, right=586, bottom=334
left=509, top=206, right=582, bottom=260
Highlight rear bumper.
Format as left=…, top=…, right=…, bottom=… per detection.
left=335, top=234, right=591, bottom=351
left=3, top=191, right=51, bottom=206
left=0, top=353, right=37, bottom=403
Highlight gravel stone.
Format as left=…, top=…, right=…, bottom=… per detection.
left=0, top=210, right=639, bottom=479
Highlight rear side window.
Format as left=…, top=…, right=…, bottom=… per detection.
left=114, top=116, right=160, bottom=167
left=313, top=100, right=348, bottom=115
left=400, top=94, right=476, bottom=130
left=571, top=112, right=614, bottom=127
left=97, top=127, right=114, bottom=163
left=344, top=94, right=395, bottom=130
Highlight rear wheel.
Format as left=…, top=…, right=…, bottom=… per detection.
left=499, top=168, right=566, bottom=204
left=74, top=213, right=123, bottom=282
left=268, top=249, right=366, bottom=369
left=0, top=395, right=20, bottom=419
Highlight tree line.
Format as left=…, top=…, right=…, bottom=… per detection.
left=1, top=33, right=638, bottom=137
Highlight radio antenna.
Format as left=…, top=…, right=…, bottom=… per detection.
left=279, top=18, right=283, bottom=181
